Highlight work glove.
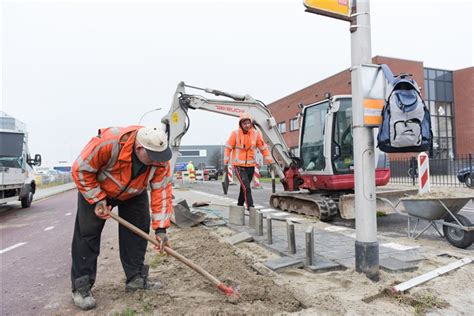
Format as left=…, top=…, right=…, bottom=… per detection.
left=94, top=200, right=112, bottom=220
left=155, top=228, right=171, bottom=254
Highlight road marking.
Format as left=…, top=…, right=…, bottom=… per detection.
left=65, top=212, right=72, bottom=216
left=0, top=242, right=27, bottom=254
left=44, top=226, right=55, bottom=231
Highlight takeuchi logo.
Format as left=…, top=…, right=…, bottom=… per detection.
left=215, top=105, right=245, bottom=113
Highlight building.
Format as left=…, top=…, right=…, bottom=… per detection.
left=268, top=56, right=474, bottom=158
left=175, top=145, right=224, bottom=171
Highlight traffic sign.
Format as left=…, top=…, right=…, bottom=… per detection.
left=304, top=0, right=352, bottom=21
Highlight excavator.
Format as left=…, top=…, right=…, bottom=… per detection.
left=162, top=82, right=399, bottom=222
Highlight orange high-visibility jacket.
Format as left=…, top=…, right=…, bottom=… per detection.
left=72, top=126, right=173, bottom=230
left=224, top=125, right=273, bottom=167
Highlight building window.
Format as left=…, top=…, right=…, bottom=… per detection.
left=179, top=150, right=207, bottom=157
left=278, top=122, right=286, bottom=134
left=290, top=117, right=299, bottom=131
left=290, top=147, right=299, bottom=157
left=424, top=68, right=455, bottom=158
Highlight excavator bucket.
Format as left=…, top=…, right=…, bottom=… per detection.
left=222, top=169, right=229, bottom=195
left=172, top=198, right=207, bottom=228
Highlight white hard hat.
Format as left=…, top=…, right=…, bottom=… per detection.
left=136, top=127, right=172, bottom=162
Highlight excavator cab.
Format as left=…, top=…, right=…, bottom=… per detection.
left=298, top=96, right=389, bottom=191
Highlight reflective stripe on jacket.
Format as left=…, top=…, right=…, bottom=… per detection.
left=223, top=127, right=273, bottom=167
left=72, top=126, right=173, bottom=230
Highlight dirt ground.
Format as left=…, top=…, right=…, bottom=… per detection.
left=56, top=218, right=474, bottom=316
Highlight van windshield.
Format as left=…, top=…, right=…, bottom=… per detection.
left=0, top=132, right=24, bottom=157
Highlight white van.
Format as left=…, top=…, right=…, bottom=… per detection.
left=0, top=112, right=41, bottom=208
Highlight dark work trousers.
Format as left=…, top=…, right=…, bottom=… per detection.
left=70, top=191, right=150, bottom=290
left=234, top=166, right=255, bottom=209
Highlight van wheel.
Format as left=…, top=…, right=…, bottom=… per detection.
left=21, top=191, right=33, bottom=208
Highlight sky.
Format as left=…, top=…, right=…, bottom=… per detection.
left=1, top=0, right=473, bottom=166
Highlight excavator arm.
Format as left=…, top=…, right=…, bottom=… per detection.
left=161, top=82, right=303, bottom=191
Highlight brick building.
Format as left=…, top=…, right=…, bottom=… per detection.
left=268, top=56, right=474, bottom=158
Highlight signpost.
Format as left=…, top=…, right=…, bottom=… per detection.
left=305, top=0, right=380, bottom=281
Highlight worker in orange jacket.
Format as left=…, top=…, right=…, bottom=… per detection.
left=224, top=113, right=274, bottom=209
left=70, top=126, right=173, bottom=311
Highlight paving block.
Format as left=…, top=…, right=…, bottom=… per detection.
left=229, top=205, right=245, bottom=225
left=380, top=258, right=418, bottom=273
left=306, top=255, right=345, bottom=273
left=263, top=257, right=304, bottom=271
left=269, top=212, right=290, bottom=218
left=249, top=207, right=257, bottom=228
left=389, top=252, right=425, bottom=263
left=334, top=257, right=355, bottom=269
left=260, top=208, right=277, bottom=214
left=224, top=232, right=254, bottom=245
left=202, top=219, right=227, bottom=227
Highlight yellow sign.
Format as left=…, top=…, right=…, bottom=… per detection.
left=304, top=0, right=351, bottom=21
left=171, top=112, right=179, bottom=124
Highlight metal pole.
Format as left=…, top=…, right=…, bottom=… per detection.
left=351, top=0, right=379, bottom=281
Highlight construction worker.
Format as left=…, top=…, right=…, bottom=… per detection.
left=186, top=160, right=196, bottom=183
left=70, top=126, right=173, bottom=310
left=224, top=112, right=274, bottom=209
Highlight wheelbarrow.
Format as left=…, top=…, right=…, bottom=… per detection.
left=377, top=196, right=474, bottom=249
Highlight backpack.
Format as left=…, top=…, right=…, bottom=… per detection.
left=377, top=64, right=432, bottom=153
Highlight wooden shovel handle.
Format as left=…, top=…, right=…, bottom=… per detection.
left=109, top=212, right=221, bottom=286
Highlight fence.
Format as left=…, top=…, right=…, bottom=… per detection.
left=389, top=153, right=473, bottom=187
left=36, top=172, right=73, bottom=187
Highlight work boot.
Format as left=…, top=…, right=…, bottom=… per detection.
left=72, top=285, right=96, bottom=310
left=72, top=275, right=96, bottom=310
left=125, top=265, right=162, bottom=291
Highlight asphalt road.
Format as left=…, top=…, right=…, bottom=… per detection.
left=179, top=180, right=474, bottom=249
left=0, top=190, right=122, bottom=315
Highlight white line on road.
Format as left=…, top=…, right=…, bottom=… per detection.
left=0, top=242, right=27, bottom=254
left=44, top=226, right=55, bottom=231
left=65, top=213, right=72, bottom=216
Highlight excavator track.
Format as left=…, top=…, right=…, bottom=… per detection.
left=269, top=193, right=339, bottom=222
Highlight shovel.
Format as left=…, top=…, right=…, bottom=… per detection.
left=108, top=212, right=239, bottom=297
left=222, top=168, right=229, bottom=195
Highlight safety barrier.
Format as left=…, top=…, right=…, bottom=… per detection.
left=228, top=165, right=234, bottom=185
left=252, top=166, right=263, bottom=189
left=188, top=169, right=196, bottom=183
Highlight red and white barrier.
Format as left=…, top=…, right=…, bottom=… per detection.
left=252, top=166, right=263, bottom=189
left=174, top=171, right=183, bottom=184
left=227, top=165, right=234, bottom=185
left=417, top=152, right=430, bottom=194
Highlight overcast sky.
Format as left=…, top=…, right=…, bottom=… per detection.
left=1, top=0, right=472, bottom=166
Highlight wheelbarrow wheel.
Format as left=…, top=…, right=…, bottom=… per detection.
left=443, top=214, right=474, bottom=249
left=465, top=175, right=473, bottom=188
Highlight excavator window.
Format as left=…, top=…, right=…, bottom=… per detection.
left=332, top=99, right=354, bottom=174
left=300, top=101, right=329, bottom=172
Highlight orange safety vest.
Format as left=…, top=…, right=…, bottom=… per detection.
left=72, top=126, right=173, bottom=230
left=224, top=127, right=273, bottom=167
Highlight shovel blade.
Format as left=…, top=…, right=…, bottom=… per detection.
left=222, top=171, right=229, bottom=195
left=172, top=199, right=207, bottom=228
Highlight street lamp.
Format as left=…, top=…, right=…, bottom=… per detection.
left=138, top=108, right=162, bottom=125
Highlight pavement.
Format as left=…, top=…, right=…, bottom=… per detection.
left=172, top=185, right=441, bottom=274
left=35, top=182, right=77, bottom=201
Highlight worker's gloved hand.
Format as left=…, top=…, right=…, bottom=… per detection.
left=94, top=200, right=112, bottom=220
left=155, top=228, right=171, bottom=254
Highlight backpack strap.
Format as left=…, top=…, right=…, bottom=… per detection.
left=380, top=64, right=395, bottom=85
